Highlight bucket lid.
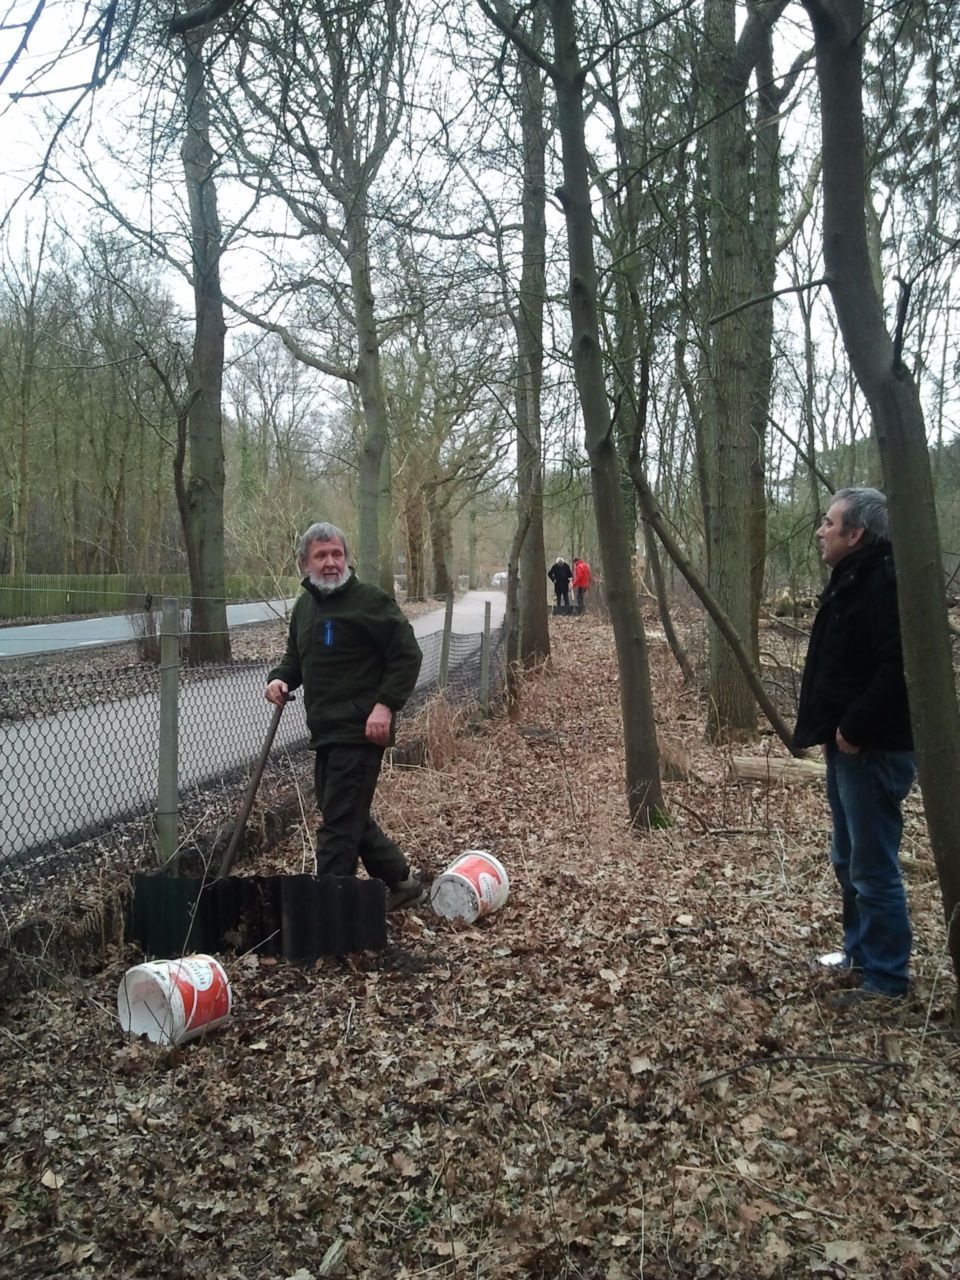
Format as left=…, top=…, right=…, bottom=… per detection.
left=430, top=872, right=481, bottom=923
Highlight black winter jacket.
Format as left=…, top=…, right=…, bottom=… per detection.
left=792, top=540, right=912, bottom=751
left=267, top=574, right=423, bottom=750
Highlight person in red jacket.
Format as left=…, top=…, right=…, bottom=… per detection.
left=571, top=557, right=592, bottom=612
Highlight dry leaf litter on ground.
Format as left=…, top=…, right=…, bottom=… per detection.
left=1, top=611, right=959, bottom=1279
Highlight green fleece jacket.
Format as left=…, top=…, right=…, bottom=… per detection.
left=267, top=574, right=423, bottom=749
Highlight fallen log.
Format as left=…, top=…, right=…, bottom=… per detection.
left=728, top=755, right=826, bottom=785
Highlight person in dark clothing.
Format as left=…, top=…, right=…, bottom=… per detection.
left=793, top=488, right=914, bottom=1006
left=266, top=521, right=425, bottom=910
left=547, top=557, right=573, bottom=607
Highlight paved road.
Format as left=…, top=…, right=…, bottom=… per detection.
left=0, top=591, right=508, bottom=658
left=0, top=598, right=298, bottom=659
left=1, top=592, right=505, bottom=862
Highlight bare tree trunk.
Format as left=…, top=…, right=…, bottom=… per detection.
left=348, top=194, right=390, bottom=583
left=504, top=510, right=531, bottom=718
left=180, top=30, right=230, bottom=664
left=804, top=0, right=960, bottom=1009
left=378, top=446, right=394, bottom=594
left=702, top=0, right=755, bottom=739
left=429, top=501, right=452, bottom=598
left=644, top=521, right=695, bottom=685
left=549, top=0, right=663, bottom=826
left=746, top=22, right=779, bottom=657
left=405, top=494, right=426, bottom=601
left=512, top=5, right=550, bottom=667
left=700, top=0, right=789, bottom=739
left=467, top=506, right=478, bottom=589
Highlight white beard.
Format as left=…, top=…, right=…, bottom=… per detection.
left=308, top=566, right=352, bottom=594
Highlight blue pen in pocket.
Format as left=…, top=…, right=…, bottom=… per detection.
left=323, top=620, right=334, bottom=646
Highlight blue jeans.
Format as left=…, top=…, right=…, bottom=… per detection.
left=825, top=746, right=915, bottom=995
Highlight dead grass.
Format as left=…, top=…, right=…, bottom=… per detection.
left=1, top=613, right=959, bottom=1279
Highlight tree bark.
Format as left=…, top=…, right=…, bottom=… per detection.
left=513, top=7, right=551, bottom=667
left=405, top=493, right=426, bottom=601
left=429, top=499, right=453, bottom=598
left=179, top=30, right=230, bottom=664
left=803, top=0, right=960, bottom=1009
left=746, top=20, right=779, bottom=659
left=644, top=520, right=695, bottom=686
left=348, top=190, right=390, bottom=584
left=549, top=0, right=663, bottom=826
left=700, top=0, right=789, bottom=740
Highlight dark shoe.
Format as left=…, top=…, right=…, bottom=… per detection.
left=386, top=874, right=427, bottom=912
left=826, top=986, right=906, bottom=1013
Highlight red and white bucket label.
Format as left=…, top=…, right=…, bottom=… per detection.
left=118, top=954, right=232, bottom=1045
left=169, top=957, right=231, bottom=1033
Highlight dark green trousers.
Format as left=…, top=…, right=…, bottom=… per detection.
left=313, top=743, right=407, bottom=888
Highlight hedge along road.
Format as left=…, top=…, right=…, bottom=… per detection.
left=1, top=592, right=506, bottom=864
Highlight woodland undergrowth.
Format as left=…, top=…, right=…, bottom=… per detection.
left=1, top=612, right=959, bottom=1279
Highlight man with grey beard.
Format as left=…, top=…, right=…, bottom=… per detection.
left=266, top=521, right=425, bottom=910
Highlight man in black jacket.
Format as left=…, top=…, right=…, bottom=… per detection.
left=547, top=558, right=573, bottom=608
left=794, top=488, right=914, bottom=1005
left=266, top=522, right=425, bottom=910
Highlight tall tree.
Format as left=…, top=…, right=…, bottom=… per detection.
left=481, top=0, right=664, bottom=826
left=500, top=0, right=552, bottom=666
left=698, top=0, right=789, bottom=740
left=176, top=27, right=230, bottom=663
left=224, top=0, right=411, bottom=586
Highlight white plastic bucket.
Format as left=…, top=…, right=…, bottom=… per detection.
left=430, top=850, right=510, bottom=924
left=118, top=955, right=232, bottom=1046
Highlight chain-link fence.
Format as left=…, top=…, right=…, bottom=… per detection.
left=1, top=616, right=504, bottom=884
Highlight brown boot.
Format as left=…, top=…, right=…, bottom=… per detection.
left=386, top=874, right=427, bottom=912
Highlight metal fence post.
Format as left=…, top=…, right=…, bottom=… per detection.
left=157, top=597, right=180, bottom=865
left=438, top=592, right=455, bottom=692
left=479, top=601, right=492, bottom=715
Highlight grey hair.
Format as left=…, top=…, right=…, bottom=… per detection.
left=298, top=521, right=350, bottom=567
left=833, top=487, right=889, bottom=545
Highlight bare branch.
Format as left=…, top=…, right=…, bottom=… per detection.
left=223, top=294, right=356, bottom=385
left=892, top=275, right=911, bottom=373
left=169, top=0, right=242, bottom=36
left=0, top=0, right=45, bottom=88
left=709, top=277, right=829, bottom=326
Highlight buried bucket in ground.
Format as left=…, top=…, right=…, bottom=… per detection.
left=430, top=850, right=510, bottom=924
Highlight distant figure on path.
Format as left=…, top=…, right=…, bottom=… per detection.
left=792, top=488, right=914, bottom=1010
left=572, top=557, right=592, bottom=612
left=547, top=557, right=573, bottom=608
left=265, top=521, right=426, bottom=911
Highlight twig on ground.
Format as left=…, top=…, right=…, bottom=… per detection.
left=698, top=1052, right=908, bottom=1088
